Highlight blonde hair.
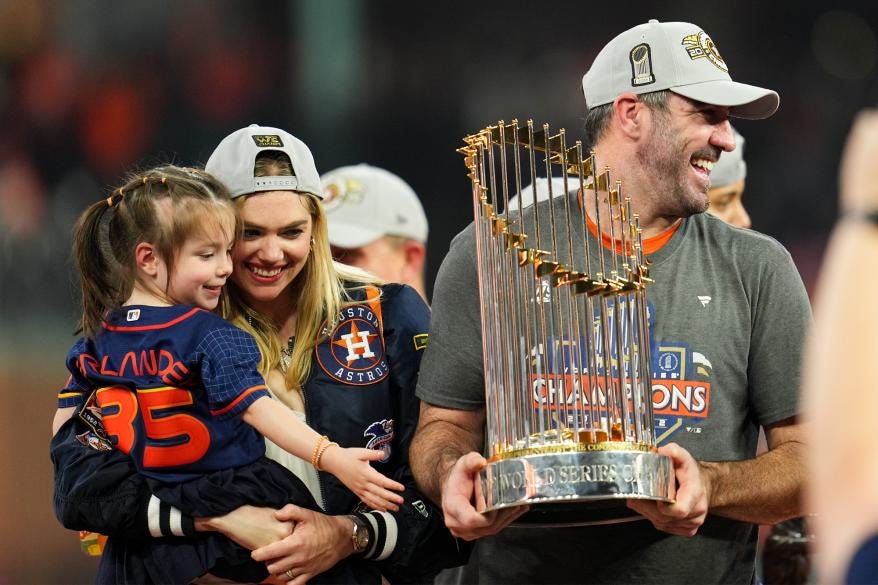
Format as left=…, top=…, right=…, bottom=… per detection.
left=219, top=151, right=381, bottom=390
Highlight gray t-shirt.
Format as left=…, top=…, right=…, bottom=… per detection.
left=417, top=194, right=811, bottom=584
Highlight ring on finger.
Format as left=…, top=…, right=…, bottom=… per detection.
left=285, top=569, right=294, bottom=579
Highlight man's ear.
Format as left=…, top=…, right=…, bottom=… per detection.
left=135, top=242, right=160, bottom=277
left=400, top=240, right=426, bottom=282
left=612, top=92, right=647, bottom=140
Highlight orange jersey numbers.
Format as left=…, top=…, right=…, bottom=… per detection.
left=96, top=385, right=211, bottom=468
left=138, top=387, right=210, bottom=468
left=96, top=386, right=137, bottom=454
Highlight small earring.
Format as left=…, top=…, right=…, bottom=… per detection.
left=310, top=237, right=315, bottom=248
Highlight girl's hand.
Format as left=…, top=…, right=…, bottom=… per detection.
left=320, top=446, right=405, bottom=511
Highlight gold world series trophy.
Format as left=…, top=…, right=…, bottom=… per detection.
left=459, top=120, right=675, bottom=525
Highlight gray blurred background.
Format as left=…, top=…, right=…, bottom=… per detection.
left=1, top=1, right=875, bottom=582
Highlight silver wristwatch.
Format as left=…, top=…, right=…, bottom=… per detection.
left=347, top=514, right=370, bottom=554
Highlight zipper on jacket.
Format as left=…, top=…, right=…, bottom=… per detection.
left=302, top=377, right=328, bottom=511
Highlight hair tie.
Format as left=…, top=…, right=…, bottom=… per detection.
left=106, top=190, right=124, bottom=207
left=160, top=177, right=167, bottom=184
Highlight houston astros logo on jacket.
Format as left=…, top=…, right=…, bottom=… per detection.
left=317, top=302, right=389, bottom=385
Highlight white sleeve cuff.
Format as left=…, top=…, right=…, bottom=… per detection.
left=361, top=510, right=398, bottom=561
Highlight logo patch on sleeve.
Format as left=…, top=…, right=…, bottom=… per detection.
left=76, top=390, right=112, bottom=451
left=413, top=333, right=428, bottom=351
left=76, top=430, right=112, bottom=451
left=316, top=304, right=388, bottom=385
left=364, top=419, right=394, bottom=462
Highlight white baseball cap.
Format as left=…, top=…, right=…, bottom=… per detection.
left=321, top=164, right=428, bottom=248
left=710, top=126, right=747, bottom=188
left=205, top=124, right=322, bottom=199
left=508, top=177, right=571, bottom=210
left=583, top=20, right=779, bottom=120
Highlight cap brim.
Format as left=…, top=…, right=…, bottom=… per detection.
left=671, top=80, right=779, bottom=120
left=327, top=222, right=384, bottom=248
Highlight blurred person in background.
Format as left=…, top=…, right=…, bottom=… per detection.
left=321, top=164, right=429, bottom=301
left=52, top=125, right=465, bottom=584
left=805, top=109, right=878, bottom=585
left=707, top=125, right=751, bottom=229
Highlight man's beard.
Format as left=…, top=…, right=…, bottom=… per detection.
left=636, top=112, right=709, bottom=218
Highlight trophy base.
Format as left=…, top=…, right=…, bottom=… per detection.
left=478, top=449, right=674, bottom=527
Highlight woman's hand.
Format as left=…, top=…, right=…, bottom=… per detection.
left=197, top=505, right=294, bottom=551
left=251, top=504, right=353, bottom=585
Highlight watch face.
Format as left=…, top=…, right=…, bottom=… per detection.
left=353, top=518, right=370, bottom=552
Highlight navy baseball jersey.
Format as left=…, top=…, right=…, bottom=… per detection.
left=58, top=305, right=269, bottom=482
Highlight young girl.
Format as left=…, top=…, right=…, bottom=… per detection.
left=53, top=165, right=404, bottom=579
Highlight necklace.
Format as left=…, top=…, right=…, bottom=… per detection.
left=246, top=313, right=295, bottom=372
left=280, top=336, right=295, bottom=372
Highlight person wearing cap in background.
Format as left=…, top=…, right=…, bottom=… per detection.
left=708, top=125, right=751, bottom=228
left=51, top=124, right=466, bottom=584
left=321, top=164, right=430, bottom=301
left=411, top=19, right=809, bottom=584
left=506, top=176, right=569, bottom=210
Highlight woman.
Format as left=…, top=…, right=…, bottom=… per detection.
left=51, top=124, right=464, bottom=584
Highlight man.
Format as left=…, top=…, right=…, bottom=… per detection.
left=708, top=125, right=751, bottom=228
left=411, top=19, right=809, bottom=584
left=700, top=125, right=808, bottom=584
left=321, top=164, right=429, bottom=300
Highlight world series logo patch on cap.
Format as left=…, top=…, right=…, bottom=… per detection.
left=321, top=178, right=365, bottom=212
left=317, top=304, right=388, bottom=385
left=252, top=134, right=284, bottom=148
left=630, top=43, right=656, bottom=87
left=681, top=31, right=728, bottom=72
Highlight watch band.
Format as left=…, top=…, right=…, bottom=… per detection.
left=347, top=514, right=372, bottom=555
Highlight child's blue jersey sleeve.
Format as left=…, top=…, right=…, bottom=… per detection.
left=58, top=338, right=94, bottom=409
left=197, top=326, right=270, bottom=421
